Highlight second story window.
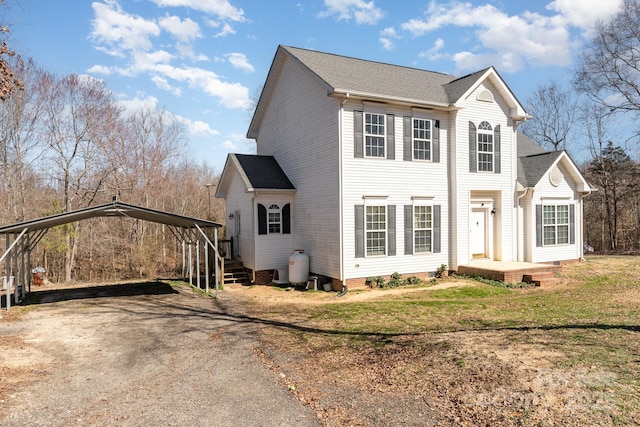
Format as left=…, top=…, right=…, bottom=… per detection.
left=477, top=121, right=493, bottom=172
left=365, top=113, right=385, bottom=157
left=413, top=118, right=432, bottom=161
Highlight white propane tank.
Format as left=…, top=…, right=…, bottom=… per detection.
left=288, top=250, right=309, bottom=284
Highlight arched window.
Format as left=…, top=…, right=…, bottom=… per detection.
left=257, top=203, right=291, bottom=235
left=268, top=204, right=281, bottom=233
left=477, top=121, right=493, bottom=172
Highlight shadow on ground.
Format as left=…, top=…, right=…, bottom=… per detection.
left=19, top=281, right=179, bottom=305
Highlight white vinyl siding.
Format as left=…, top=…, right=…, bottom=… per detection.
left=254, top=56, right=340, bottom=277
left=342, top=103, right=448, bottom=278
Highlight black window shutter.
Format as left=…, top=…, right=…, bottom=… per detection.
left=536, top=205, right=542, bottom=247
left=469, top=122, right=477, bottom=172
left=387, top=205, right=396, bottom=256
left=433, top=120, right=440, bottom=163
left=433, top=205, right=441, bottom=253
left=569, top=204, right=575, bottom=244
left=355, top=205, right=364, bottom=258
left=386, top=114, right=395, bottom=160
left=404, top=205, right=413, bottom=255
left=494, top=124, right=501, bottom=174
left=282, top=203, right=291, bottom=234
left=403, top=116, right=412, bottom=161
left=354, top=111, right=363, bottom=158
left=258, top=203, right=267, bottom=235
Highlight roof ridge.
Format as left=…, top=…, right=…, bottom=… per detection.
left=281, top=45, right=454, bottom=78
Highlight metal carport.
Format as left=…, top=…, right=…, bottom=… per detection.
left=0, top=200, right=223, bottom=310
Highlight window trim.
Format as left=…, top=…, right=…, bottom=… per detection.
left=364, top=112, right=386, bottom=158
left=477, top=121, right=494, bottom=172
left=365, top=204, right=387, bottom=257
left=413, top=204, right=433, bottom=253
left=542, top=204, right=570, bottom=246
left=412, top=117, right=432, bottom=161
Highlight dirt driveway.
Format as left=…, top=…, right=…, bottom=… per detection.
left=0, top=281, right=320, bottom=427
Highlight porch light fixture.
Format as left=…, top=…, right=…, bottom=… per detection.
left=491, top=208, right=496, bottom=215
left=228, top=213, right=234, bottom=219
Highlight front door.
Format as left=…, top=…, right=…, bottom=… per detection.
left=470, top=208, right=487, bottom=259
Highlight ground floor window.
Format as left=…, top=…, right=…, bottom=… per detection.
left=543, top=204, right=569, bottom=245
left=413, top=205, right=432, bottom=253
left=366, top=205, right=386, bottom=256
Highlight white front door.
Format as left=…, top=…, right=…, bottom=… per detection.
left=470, top=208, right=487, bottom=259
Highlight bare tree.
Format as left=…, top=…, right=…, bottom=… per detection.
left=0, top=57, right=44, bottom=221
left=40, top=73, right=121, bottom=281
left=574, top=1, right=640, bottom=115
left=521, top=80, right=578, bottom=152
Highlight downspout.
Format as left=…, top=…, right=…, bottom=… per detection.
left=578, top=188, right=593, bottom=261
left=516, top=187, right=532, bottom=262
left=338, top=93, right=349, bottom=295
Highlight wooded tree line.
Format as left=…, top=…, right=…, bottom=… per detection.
left=522, top=0, right=640, bottom=254
left=0, top=55, right=224, bottom=282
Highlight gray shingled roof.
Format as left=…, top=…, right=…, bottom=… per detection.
left=517, top=133, right=563, bottom=187
left=234, top=154, right=295, bottom=190
left=517, top=132, right=547, bottom=157
left=283, top=46, right=468, bottom=105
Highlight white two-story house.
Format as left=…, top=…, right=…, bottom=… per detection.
left=215, top=46, right=591, bottom=287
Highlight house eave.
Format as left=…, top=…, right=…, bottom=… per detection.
left=331, top=89, right=456, bottom=111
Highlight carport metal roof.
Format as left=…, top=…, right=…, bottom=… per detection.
left=1, top=201, right=224, bottom=311
left=0, top=200, right=222, bottom=234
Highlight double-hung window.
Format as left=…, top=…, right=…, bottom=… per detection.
left=365, top=205, right=386, bottom=256
left=268, top=204, right=281, bottom=233
left=413, top=205, right=433, bottom=253
left=413, top=118, right=432, bottom=161
left=477, top=121, right=493, bottom=172
left=365, top=113, right=385, bottom=158
left=543, top=205, right=569, bottom=245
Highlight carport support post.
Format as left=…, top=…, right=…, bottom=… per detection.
left=204, top=241, right=209, bottom=293
left=214, top=227, right=219, bottom=298
left=196, top=238, right=201, bottom=289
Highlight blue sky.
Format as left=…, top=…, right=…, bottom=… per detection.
left=6, top=0, right=623, bottom=172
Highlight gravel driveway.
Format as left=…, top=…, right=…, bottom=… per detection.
left=0, top=281, right=320, bottom=427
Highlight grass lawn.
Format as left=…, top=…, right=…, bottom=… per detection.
left=238, top=255, right=639, bottom=426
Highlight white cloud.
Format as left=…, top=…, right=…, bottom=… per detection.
left=399, top=1, right=574, bottom=73
left=379, top=27, right=398, bottom=50
left=419, top=38, right=445, bottom=61
left=91, top=1, right=160, bottom=56
left=222, top=140, right=237, bottom=149
left=87, top=64, right=112, bottom=75
left=320, top=0, right=385, bottom=25
left=151, top=75, right=182, bottom=95
left=149, top=0, right=246, bottom=22
left=546, top=0, right=623, bottom=31
left=117, top=95, right=159, bottom=116
left=158, top=15, right=201, bottom=42
left=153, top=64, right=251, bottom=109
left=212, top=22, right=236, bottom=37
left=175, top=114, right=221, bottom=137
left=90, top=1, right=250, bottom=109
left=225, top=52, right=254, bottom=72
